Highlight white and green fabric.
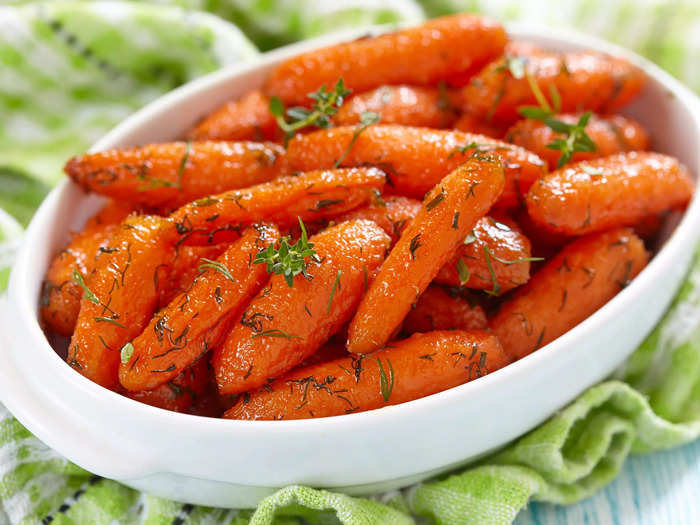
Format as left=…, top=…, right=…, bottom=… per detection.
left=0, top=1, right=699, bottom=524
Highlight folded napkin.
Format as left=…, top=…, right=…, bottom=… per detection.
left=0, top=2, right=699, bottom=524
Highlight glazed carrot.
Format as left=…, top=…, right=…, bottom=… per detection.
left=264, top=14, right=506, bottom=106
left=526, top=152, right=694, bottom=236
left=67, top=215, right=174, bottom=389
left=490, top=228, right=648, bottom=361
left=286, top=125, right=546, bottom=208
left=188, top=90, right=278, bottom=142
left=506, top=113, right=650, bottom=169
left=40, top=201, right=133, bottom=336
left=454, top=113, right=509, bottom=138
left=225, top=330, right=509, bottom=420
left=462, top=51, right=645, bottom=123
left=403, top=286, right=487, bottom=333
left=334, top=86, right=458, bottom=128
left=347, top=154, right=505, bottom=354
left=336, top=196, right=422, bottom=244
left=120, top=225, right=279, bottom=391
left=65, top=141, right=286, bottom=210
left=126, top=358, right=212, bottom=413
left=435, top=216, right=533, bottom=292
left=213, top=219, right=391, bottom=394
left=167, top=167, right=386, bottom=245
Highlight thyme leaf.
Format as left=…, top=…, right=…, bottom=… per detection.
left=327, top=269, right=342, bottom=314
left=121, top=342, right=134, bottom=364
left=456, top=258, right=471, bottom=285
left=334, top=110, right=380, bottom=167
left=72, top=269, right=99, bottom=304
left=251, top=329, right=302, bottom=340
left=198, top=258, right=235, bottom=282
left=374, top=357, right=395, bottom=402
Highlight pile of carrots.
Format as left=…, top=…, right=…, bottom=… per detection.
left=40, top=14, right=694, bottom=420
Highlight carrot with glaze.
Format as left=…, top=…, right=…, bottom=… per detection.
left=214, top=219, right=391, bottom=394
left=40, top=201, right=133, bottom=336
left=286, top=125, right=546, bottom=208
left=167, top=167, right=386, bottom=245
left=347, top=154, right=505, bottom=354
left=526, top=152, right=694, bottom=236
left=506, top=113, right=650, bottom=169
left=403, top=286, right=487, bottom=333
left=336, top=196, right=422, bottom=245
left=454, top=113, right=509, bottom=138
left=264, top=14, right=506, bottom=106
left=120, top=225, right=278, bottom=391
left=490, top=228, right=648, bottom=361
left=65, top=141, right=286, bottom=210
left=67, top=215, right=174, bottom=389
left=225, top=330, right=509, bottom=420
left=435, top=216, right=533, bottom=292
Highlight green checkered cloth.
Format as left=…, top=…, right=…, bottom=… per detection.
left=1, top=1, right=699, bottom=524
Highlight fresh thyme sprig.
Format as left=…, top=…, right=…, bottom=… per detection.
left=333, top=110, right=380, bottom=167
left=254, top=217, right=320, bottom=287
left=270, top=79, right=351, bottom=145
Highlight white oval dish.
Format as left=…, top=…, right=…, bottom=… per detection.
left=1, top=23, right=700, bottom=508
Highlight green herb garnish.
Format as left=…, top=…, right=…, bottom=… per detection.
left=334, top=110, right=380, bottom=167
left=198, top=258, right=235, bottom=282
left=120, top=342, right=134, bottom=364
left=327, top=269, right=342, bottom=313
left=72, top=269, right=99, bottom=304
left=251, top=329, right=302, bottom=340
left=374, top=357, right=395, bottom=402
left=456, top=258, right=471, bottom=285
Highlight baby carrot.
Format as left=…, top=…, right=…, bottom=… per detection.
left=490, top=228, right=648, bottom=361
left=454, top=113, right=509, bottom=138
left=505, top=113, right=650, bottom=169
left=526, top=152, right=694, bottom=236
left=462, top=51, right=645, bottom=123
left=119, top=225, right=279, bottom=391
left=65, top=141, right=286, bottom=210
left=213, top=219, right=391, bottom=394
left=336, top=196, right=422, bottom=244
left=225, top=330, right=509, bottom=420
left=67, top=215, right=174, bottom=389
left=435, top=216, right=533, bottom=293
left=286, top=125, right=546, bottom=208
left=334, top=86, right=458, bottom=128
left=264, top=14, right=506, bottom=106
left=167, top=167, right=386, bottom=245
left=347, top=154, right=505, bottom=354
left=403, top=286, right=487, bottom=333
left=40, top=201, right=133, bottom=336
left=187, top=90, right=279, bottom=142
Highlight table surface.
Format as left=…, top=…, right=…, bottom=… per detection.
left=516, top=438, right=700, bottom=524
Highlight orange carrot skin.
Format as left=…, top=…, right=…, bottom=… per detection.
left=286, top=125, right=546, bottom=208
left=336, top=196, right=422, bottom=244
left=454, top=113, right=509, bottom=138
left=462, top=51, right=645, bottom=123
left=335, top=86, right=458, bottom=128
left=65, top=141, right=286, bottom=210
left=347, top=154, right=505, bottom=355
left=225, top=330, right=509, bottom=420
left=506, top=113, right=650, bottom=169
left=188, top=91, right=279, bottom=142
left=167, top=167, right=386, bottom=245
left=213, top=219, right=391, bottom=394
left=435, top=216, right=532, bottom=292
left=403, top=286, right=487, bottom=333
left=40, top=201, right=133, bottom=336
left=120, top=225, right=279, bottom=392
left=526, top=152, right=694, bottom=236
left=490, top=228, right=648, bottom=361
left=264, top=14, right=506, bottom=106
left=67, top=215, right=174, bottom=390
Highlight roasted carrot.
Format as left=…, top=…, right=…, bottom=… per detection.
left=454, top=113, right=509, bottom=138
left=347, top=154, right=505, bottom=354
left=403, top=286, right=487, bottom=333
left=506, top=113, right=650, bottom=169
left=40, top=201, right=133, bottom=336
left=286, top=125, right=546, bottom=208
left=264, top=14, right=506, bottom=106
left=490, top=228, right=648, bottom=361
left=188, top=90, right=279, bottom=142
left=336, top=196, right=422, bottom=244
left=462, top=51, right=645, bottom=124
left=435, top=216, right=533, bottom=292
left=213, top=219, right=391, bottom=394
left=65, top=141, right=286, bottom=210
left=120, top=225, right=279, bottom=391
left=334, top=86, right=458, bottom=128
left=225, top=330, right=509, bottom=420
left=67, top=215, right=174, bottom=389
left=526, top=152, right=694, bottom=236
left=167, top=167, right=386, bottom=245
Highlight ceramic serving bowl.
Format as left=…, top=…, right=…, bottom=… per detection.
left=2, top=23, right=700, bottom=508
